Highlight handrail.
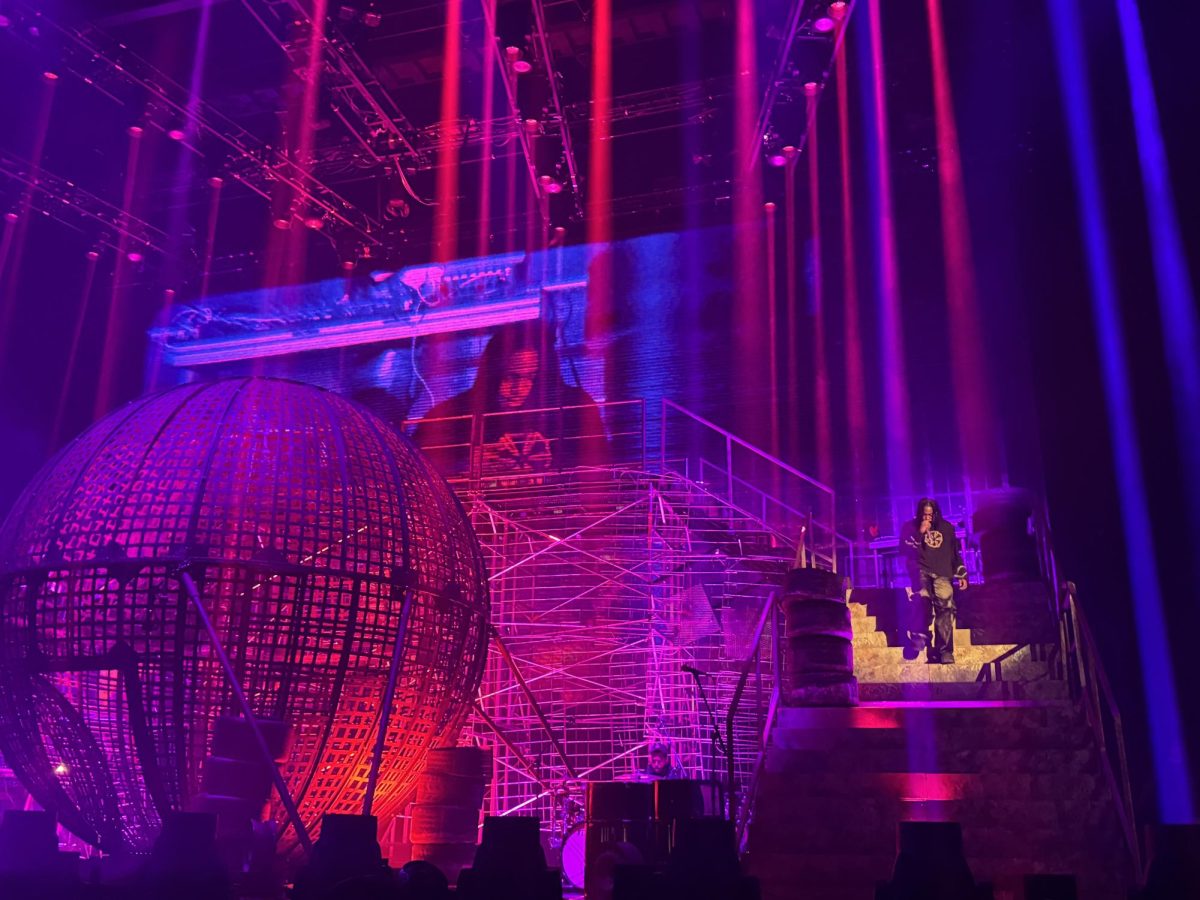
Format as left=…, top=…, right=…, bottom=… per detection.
left=734, top=598, right=783, bottom=853
left=660, top=399, right=837, bottom=568
left=722, top=588, right=782, bottom=849
left=696, top=458, right=846, bottom=573
left=403, top=397, right=648, bottom=483
left=1060, top=584, right=1142, bottom=881
left=1035, top=498, right=1142, bottom=881
left=661, top=398, right=835, bottom=495
left=680, top=464, right=815, bottom=562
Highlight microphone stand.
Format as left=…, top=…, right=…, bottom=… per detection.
left=685, top=668, right=728, bottom=805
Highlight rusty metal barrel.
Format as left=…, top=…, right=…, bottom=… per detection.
left=781, top=568, right=858, bottom=706
left=407, top=746, right=491, bottom=882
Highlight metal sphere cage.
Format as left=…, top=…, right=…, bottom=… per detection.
left=0, top=378, right=489, bottom=855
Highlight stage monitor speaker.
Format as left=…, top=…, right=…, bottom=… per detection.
left=293, top=813, right=391, bottom=900
left=457, top=815, right=561, bottom=900
left=877, top=822, right=992, bottom=900
left=1024, top=874, right=1077, bottom=900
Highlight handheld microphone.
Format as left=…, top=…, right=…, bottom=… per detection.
left=681, top=664, right=707, bottom=677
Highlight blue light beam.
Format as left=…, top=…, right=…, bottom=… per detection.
left=1048, top=0, right=1194, bottom=822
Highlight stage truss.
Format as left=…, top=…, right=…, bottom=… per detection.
left=457, top=467, right=791, bottom=832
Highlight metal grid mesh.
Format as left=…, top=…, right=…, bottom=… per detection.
left=454, top=466, right=785, bottom=827
left=0, top=378, right=489, bottom=854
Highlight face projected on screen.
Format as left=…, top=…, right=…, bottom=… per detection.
left=412, top=319, right=609, bottom=474
left=497, top=349, right=540, bottom=410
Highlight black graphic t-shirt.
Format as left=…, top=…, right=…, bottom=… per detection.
left=900, top=516, right=965, bottom=581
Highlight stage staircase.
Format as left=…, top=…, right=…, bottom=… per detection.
left=745, top=578, right=1140, bottom=900
left=407, top=399, right=1139, bottom=899
left=746, top=698, right=1135, bottom=900
left=847, top=590, right=1062, bottom=701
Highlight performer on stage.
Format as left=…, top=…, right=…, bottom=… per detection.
left=899, top=497, right=968, bottom=664
left=642, top=742, right=685, bottom=780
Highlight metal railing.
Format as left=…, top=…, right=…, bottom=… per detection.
left=725, top=589, right=784, bottom=854
left=1034, top=505, right=1143, bottom=883
left=659, top=399, right=838, bottom=571
left=404, top=398, right=648, bottom=484
left=1057, top=582, right=1142, bottom=882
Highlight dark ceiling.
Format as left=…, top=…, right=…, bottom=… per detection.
left=0, top=0, right=843, bottom=293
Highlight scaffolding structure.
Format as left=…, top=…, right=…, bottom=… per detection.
left=430, top=454, right=794, bottom=835
left=400, top=398, right=843, bottom=834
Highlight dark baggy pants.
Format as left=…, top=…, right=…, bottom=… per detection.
left=909, top=572, right=956, bottom=662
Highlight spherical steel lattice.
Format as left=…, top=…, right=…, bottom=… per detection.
left=0, top=378, right=489, bottom=854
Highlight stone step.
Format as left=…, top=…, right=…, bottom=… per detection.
left=850, top=610, right=876, bottom=630
left=856, top=662, right=1044, bottom=685
left=764, top=745, right=1098, bottom=776
left=748, top=831, right=1127, bottom=873
left=748, top=850, right=896, bottom=879
left=750, top=846, right=1123, bottom=879
left=856, top=680, right=1070, bottom=703
left=969, top=862, right=1133, bottom=900
left=856, top=656, right=1053, bottom=685
left=750, top=853, right=896, bottom=900
left=757, top=770, right=1107, bottom=802
left=751, top=852, right=1131, bottom=900
left=770, top=718, right=1095, bottom=752
left=775, top=701, right=1081, bottom=729
left=854, top=639, right=1018, bottom=668
left=852, top=629, right=891, bottom=649
left=751, top=796, right=1124, bottom=838
left=850, top=609, right=979, bottom=651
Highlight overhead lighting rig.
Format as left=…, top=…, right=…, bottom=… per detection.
left=747, top=0, right=852, bottom=173
left=529, top=0, right=582, bottom=220
left=1, top=0, right=384, bottom=255
left=0, top=147, right=170, bottom=260
left=238, top=0, right=428, bottom=171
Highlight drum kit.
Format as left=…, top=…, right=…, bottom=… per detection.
left=547, top=776, right=725, bottom=895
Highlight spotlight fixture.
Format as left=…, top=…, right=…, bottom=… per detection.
left=302, top=215, right=325, bottom=230
left=362, top=11, right=382, bottom=27
left=764, top=128, right=791, bottom=167
left=813, top=15, right=835, bottom=33
left=4, top=212, right=17, bottom=224
left=804, top=81, right=819, bottom=97
left=167, top=128, right=186, bottom=141
left=207, top=176, right=224, bottom=189
left=271, top=185, right=295, bottom=230
left=86, top=250, right=99, bottom=261
left=383, top=173, right=411, bottom=220
left=538, top=175, right=563, bottom=195
left=43, top=71, right=58, bottom=82
left=829, top=1, right=848, bottom=21
left=336, top=233, right=365, bottom=270
left=128, top=125, right=144, bottom=138
left=506, top=46, right=533, bottom=75
left=127, top=250, right=144, bottom=263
